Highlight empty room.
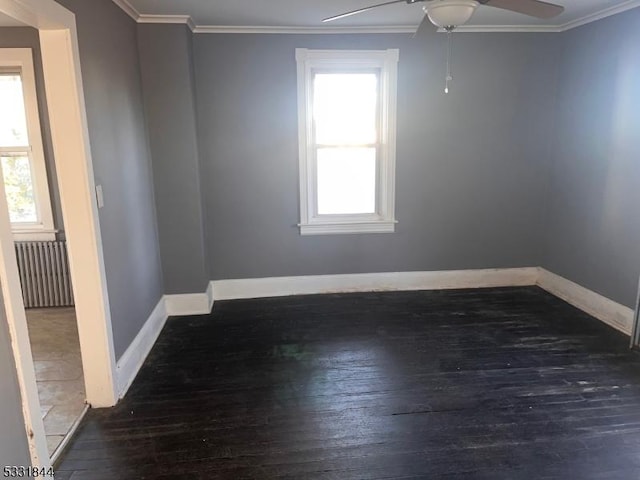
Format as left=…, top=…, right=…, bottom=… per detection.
left=0, top=0, right=639, bottom=478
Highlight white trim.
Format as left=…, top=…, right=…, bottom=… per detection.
left=165, top=289, right=214, bottom=316
left=537, top=268, right=634, bottom=335
left=12, top=228, right=57, bottom=241
left=49, top=404, right=88, bottom=465
left=162, top=268, right=538, bottom=317
left=40, top=26, right=118, bottom=408
left=449, top=1, right=640, bottom=33
left=558, top=0, right=640, bottom=31
left=206, top=280, right=215, bottom=312
left=116, top=297, right=167, bottom=397
left=138, top=14, right=196, bottom=31
left=299, top=221, right=397, bottom=235
left=111, top=0, right=140, bottom=22
left=211, top=268, right=539, bottom=301
left=446, top=25, right=562, bottom=32
left=110, top=1, right=640, bottom=33
left=193, top=25, right=417, bottom=34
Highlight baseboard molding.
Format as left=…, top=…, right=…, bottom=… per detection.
left=116, top=296, right=168, bottom=397
left=206, top=280, right=215, bottom=312
left=537, top=268, right=634, bottom=335
left=211, top=268, right=540, bottom=301
left=113, top=267, right=636, bottom=401
left=165, top=289, right=212, bottom=316
left=161, top=267, right=635, bottom=338
left=50, top=404, right=89, bottom=464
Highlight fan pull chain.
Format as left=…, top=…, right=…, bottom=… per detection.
left=445, top=28, right=453, bottom=94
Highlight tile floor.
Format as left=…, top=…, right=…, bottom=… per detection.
left=26, top=307, right=86, bottom=456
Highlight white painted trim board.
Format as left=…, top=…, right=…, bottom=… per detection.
left=211, top=268, right=539, bottom=301
left=165, top=282, right=214, bottom=317
left=160, top=268, right=635, bottom=342
left=537, top=268, right=634, bottom=335
left=160, top=268, right=539, bottom=316
left=116, top=297, right=168, bottom=398
left=49, top=404, right=89, bottom=465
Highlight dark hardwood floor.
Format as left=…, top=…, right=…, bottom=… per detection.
left=55, top=287, right=640, bottom=479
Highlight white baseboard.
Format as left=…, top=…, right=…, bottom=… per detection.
left=537, top=268, right=634, bottom=335
left=160, top=267, right=635, bottom=338
left=116, top=296, right=167, bottom=397
left=165, top=289, right=212, bottom=316
left=211, top=268, right=540, bottom=301
left=206, top=280, right=215, bottom=312
left=50, top=404, right=89, bottom=464
left=113, top=267, right=636, bottom=401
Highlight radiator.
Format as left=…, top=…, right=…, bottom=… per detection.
left=15, top=241, right=74, bottom=308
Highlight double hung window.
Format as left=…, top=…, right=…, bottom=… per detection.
left=0, top=49, right=54, bottom=240
left=296, top=49, right=399, bottom=235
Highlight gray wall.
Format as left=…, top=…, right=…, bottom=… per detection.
left=0, top=27, right=64, bottom=234
left=543, top=8, right=640, bottom=308
left=55, top=0, right=163, bottom=358
left=0, top=286, right=31, bottom=468
left=192, top=30, right=559, bottom=281
left=137, top=24, right=209, bottom=295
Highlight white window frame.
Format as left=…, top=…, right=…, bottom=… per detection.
left=0, top=48, right=56, bottom=241
left=296, top=48, right=399, bottom=236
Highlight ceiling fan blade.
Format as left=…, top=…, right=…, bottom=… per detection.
left=412, top=14, right=432, bottom=38
left=480, top=0, right=564, bottom=19
left=323, top=0, right=409, bottom=22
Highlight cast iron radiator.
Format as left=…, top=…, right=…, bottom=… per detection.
left=15, top=241, right=74, bottom=308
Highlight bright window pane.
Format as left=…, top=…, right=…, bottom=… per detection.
left=0, top=74, right=29, bottom=147
left=317, top=148, right=376, bottom=215
left=313, top=73, right=378, bottom=145
left=1, top=155, right=37, bottom=223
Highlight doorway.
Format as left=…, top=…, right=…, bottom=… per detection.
left=0, top=46, right=86, bottom=458
left=0, top=0, right=118, bottom=471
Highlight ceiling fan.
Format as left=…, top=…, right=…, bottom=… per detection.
left=323, top=0, right=564, bottom=94
left=323, top=0, right=565, bottom=31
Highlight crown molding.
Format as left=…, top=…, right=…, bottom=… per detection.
left=192, top=25, right=415, bottom=34
left=111, top=0, right=640, bottom=34
left=111, top=0, right=140, bottom=22
left=138, top=14, right=196, bottom=31
left=450, top=2, right=640, bottom=33
left=447, top=25, right=561, bottom=32
left=557, top=0, right=640, bottom=31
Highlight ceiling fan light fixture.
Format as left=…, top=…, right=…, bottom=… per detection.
left=424, top=0, right=479, bottom=29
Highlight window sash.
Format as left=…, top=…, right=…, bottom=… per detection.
left=311, top=68, right=381, bottom=147
left=309, top=69, right=383, bottom=219
left=312, top=145, right=381, bottom=218
left=0, top=71, right=30, bottom=148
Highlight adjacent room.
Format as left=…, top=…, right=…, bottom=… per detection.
left=0, top=0, right=639, bottom=478
left=0, top=28, right=85, bottom=460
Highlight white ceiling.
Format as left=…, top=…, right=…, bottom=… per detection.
left=125, top=0, right=639, bottom=28
left=0, top=11, right=25, bottom=26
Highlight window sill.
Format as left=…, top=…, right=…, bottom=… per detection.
left=299, top=221, right=396, bottom=236
left=12, top=229, right=58, bottom=242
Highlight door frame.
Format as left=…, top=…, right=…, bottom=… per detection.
left=0, top=0, right=117, bottom=469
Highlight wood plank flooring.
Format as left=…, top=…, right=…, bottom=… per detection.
left=55, top=287, right=640, bottom=479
